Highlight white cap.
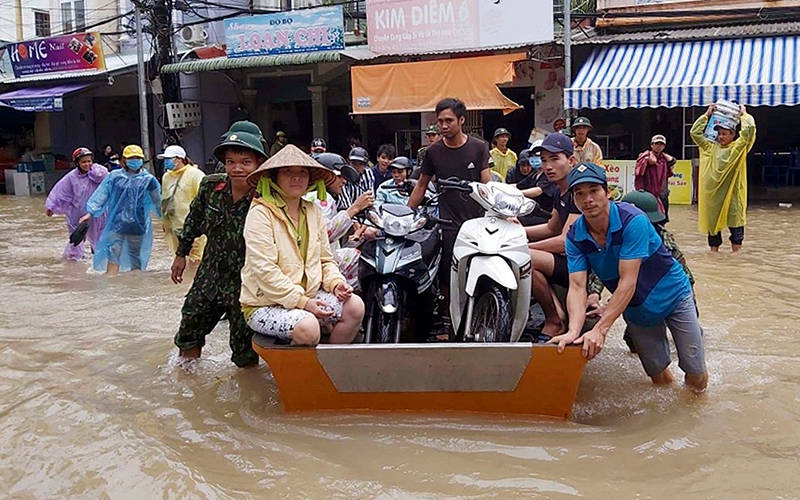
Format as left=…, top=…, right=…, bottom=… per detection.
left=157, top=145, right=187, bottom=159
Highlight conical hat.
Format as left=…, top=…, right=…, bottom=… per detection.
left=247, top=143, right=336, bottom=188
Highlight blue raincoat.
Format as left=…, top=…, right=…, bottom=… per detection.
left=86, top=168, right=162, bottom=272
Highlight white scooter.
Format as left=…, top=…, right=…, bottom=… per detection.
left=439, top=179, right=541, bottom=342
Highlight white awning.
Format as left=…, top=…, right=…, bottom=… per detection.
left=566, top=36, right=800, bottom=109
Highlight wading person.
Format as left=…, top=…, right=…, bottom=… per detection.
left=159, top=145, right=206, bottom=263
left=408, top=97, right=492, bottom=338
left=172, top=122, right=267, bottom=367
left=552, top=163, right=708, bottom=393
left=490, top=127, right=517, bottom=181
left=82, top=145, right=161, bottom=274
left=240, top=145, right=365, bottom=346
left=690, top=104, right=756, bottom=252
left=635, top=135, right=676, bottom=221
left=571, top=117, right=603, bottom=164
left=45, top=147, right=108, bottom=261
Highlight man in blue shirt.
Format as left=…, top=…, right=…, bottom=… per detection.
left=551, top=163, right=708, bottom=393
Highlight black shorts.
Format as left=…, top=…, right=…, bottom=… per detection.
left=548, top=253, right=570, bottom=288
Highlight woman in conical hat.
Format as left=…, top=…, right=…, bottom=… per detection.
left=239, top=144, right=365, bottom=346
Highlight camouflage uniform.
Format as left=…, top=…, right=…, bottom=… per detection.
left=173, top=173, right=257, bottom=367
left=656, top=224, right=695, bottom=285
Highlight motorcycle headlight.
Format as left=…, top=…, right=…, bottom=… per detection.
left=383, top=213, right=414, bottom=237
left=478, top=184, right=534, bottom=218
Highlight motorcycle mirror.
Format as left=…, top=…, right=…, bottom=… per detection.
left=340, top=164, right=360, bottom=184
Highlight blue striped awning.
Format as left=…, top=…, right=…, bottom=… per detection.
left=566, top=36, right=800, bottom=109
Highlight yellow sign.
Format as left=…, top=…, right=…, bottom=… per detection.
left=668, top=160, right=692, bottom=205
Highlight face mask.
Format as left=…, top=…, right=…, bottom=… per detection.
left=531, top=156, right=542, bottom=170
left=127, top=159, right=144, bottom=170
left=163, top=158, right=175, bottom=170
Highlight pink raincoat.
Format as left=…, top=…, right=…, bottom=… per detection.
left=45, top=164, right=108, bottom=260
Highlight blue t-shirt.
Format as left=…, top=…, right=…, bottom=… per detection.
left=566, top=202, right=691, bottom=326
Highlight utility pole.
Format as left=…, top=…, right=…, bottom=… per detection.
left=135, top=5, right=152, bottom=171
left=153, top=0, right=182, bottom=145
left=15, top=0, right=22, bottom=40
left=563, top=0, right=572, bottom=124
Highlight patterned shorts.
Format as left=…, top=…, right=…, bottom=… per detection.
left=246, top=291, right=343, bottom=340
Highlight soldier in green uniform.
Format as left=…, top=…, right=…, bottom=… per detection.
left=172, top=122, right=268, bottom=367
left=412, top=125, right=440, bottom=179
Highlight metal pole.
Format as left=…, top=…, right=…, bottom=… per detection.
left=135, top=6, right=152, bottom=171
left=563, top=0, right=572, bottom=123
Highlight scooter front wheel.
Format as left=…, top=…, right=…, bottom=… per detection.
left=470, top=283, right=512, bottom=342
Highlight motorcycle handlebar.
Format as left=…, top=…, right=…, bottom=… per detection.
left=437, top=178, right=472, bottom=192
left=426, top=216, right=455, bottom=227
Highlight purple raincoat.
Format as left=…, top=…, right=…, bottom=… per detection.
left=45, top=164, right=108, bottom=260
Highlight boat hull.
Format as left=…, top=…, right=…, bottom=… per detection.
left=252, top=336, right=587, bottom=419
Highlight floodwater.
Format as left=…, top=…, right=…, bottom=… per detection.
left=1, top=195, right=798, bottom=499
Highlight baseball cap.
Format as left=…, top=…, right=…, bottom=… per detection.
left=650, top=134, right=667, bottom=145
left=276, top=130, right=287, bottom=138
left=122, top=144, right=145, bottom=158
left=425, top=125, right=439, bottom=135
left=567, top=162, right=607, bottom=191
left=311, top=138, right=327, bottom=150
left=532, top=133, right=574, bottom=156
left=622, top=189, right=666, bottom=223
left=157, top=145, right=187, bottom=160
left=493, top=127, right=511, bottom=138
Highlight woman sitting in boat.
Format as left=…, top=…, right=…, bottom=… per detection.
left=240, top=144, right=365, bottom=346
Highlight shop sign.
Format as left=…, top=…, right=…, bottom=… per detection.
left=602, top=159, right=693, bottom=205
left=366, top=0, right=553, bottom=55
left=602, top=160, right=636, bottom=201
left=8, top=32, right=106, bottom=78
left=225, top=6, right=345, bottom=58
left=668, top=160, right=693, bottom=205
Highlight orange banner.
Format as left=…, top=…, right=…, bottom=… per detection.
left=351, top=53, right=527, bottom=115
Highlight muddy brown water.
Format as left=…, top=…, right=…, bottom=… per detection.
left=1, top=196, right=798, bottom=499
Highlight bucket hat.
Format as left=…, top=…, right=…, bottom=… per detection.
left=571, top=116, right=593, bottom=130
left=424, top=125, right=439, bottom=135
left=214, top=126, right=268, bottom=162
left=622, top=189, right=666, bottom=223
left=493, top=127, right=511, bottom=138
left=247, top=144, right=336, bottom=189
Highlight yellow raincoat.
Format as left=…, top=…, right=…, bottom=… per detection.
left=161, top=164, right=207, bottom=261
left=490, top=147, right=518, bottom=181
left=690, top=113, right=756, bottom=235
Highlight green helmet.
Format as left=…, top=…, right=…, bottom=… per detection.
left=621, top=189, right=665, bottom=223
left=214, top=121, right=268, bottom=161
